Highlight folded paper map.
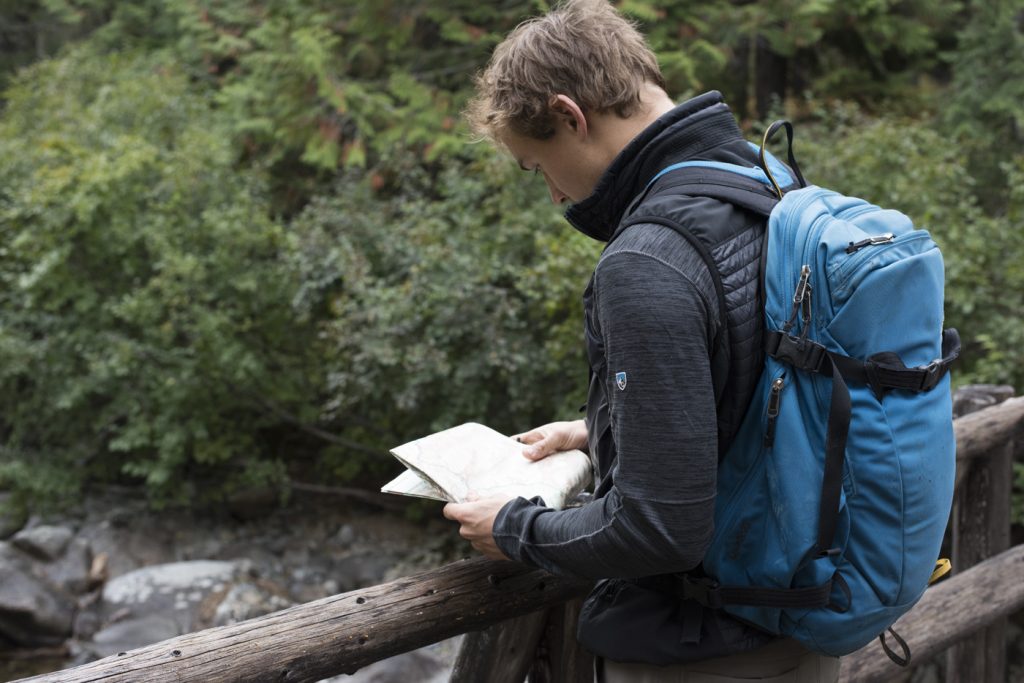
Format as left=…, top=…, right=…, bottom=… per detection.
left=381, top=422, right=592, bottom=510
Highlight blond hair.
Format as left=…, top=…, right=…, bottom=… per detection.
left=465, top=0, right=665, bottom=141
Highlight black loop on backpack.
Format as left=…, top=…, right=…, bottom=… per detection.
left=879, top=627, right=912, bottom=667
left=827, top=571, right=852, bottom=614
left=758, top=121, right=808, bottom=198
left=862, top=328, right=961, bottom=397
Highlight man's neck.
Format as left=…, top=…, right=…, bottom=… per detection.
left=589, top=84, right=676, bottom=171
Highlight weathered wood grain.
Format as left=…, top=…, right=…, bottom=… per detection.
left=838, top=544, right=1024, bottom=683
left=528, top=598, right=593, bottom=683
left=953, top=395, right=1024, bottom=464
left=449, top=609, right=548, bottom=683
left=13, top=558, right=590, bottom=683
left=946, top=392, right=1014, bottom=683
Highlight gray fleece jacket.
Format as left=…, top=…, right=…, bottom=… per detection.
left=493, top=91, right=776, bottom=664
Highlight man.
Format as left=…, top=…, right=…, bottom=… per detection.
left=443, top=1, right=841, bottom=680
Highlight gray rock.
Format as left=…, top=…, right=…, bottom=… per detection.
left=0, top=493, right=28, bottom=540
left=12, top=524, right=75, bottom=561
left=333, top=551, right=396, bottom=592
left=0, top=542, right=75, bottom=646
left=211, top=582, right=292, bottom=627
left=101, top=560, right=236, bottom=633
left=102, top=560, right=236, bottom=607
left=335, top=524, right=356, bottom=546
left=74, top=512, right=175, bottom=578
left=89, top=613, right=181, bottom=658
left=73, top=601, right=102, bottom=641
left=42, top=537, right=93, bottom=595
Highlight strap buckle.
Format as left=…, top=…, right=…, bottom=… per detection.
left=918, top=359, right=944, bottom=392
left=679, top=575, right=723, bottom=609
left=765, top=331, right=828, bottom=375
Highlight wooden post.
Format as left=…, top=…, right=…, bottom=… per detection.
left=449, top=610, right=549, bottom=683
left=946, top=386, right=1014, bottom=683
left=528, top=598, right=594, bottom=683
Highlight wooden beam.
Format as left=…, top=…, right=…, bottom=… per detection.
left=838, top=544, right=1024, bottom=683
left=12, top=558, right=591, bottom=683
left=947, top=429, right=1013, bottom=680
left=954, top=396, right=1024, bottom=464
left=953, top=396, right=1024, bottom=493
left=528, top=597, right=594, bottom=683
left=449, top=610, right=548, bottom=683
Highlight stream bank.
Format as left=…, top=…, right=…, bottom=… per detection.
left=0, top=489, right=464, bottom=682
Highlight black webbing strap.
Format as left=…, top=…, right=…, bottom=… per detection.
left=817, top=354, right=850, bottom=555
left=633, top=573, right=836, bottom=611
left=764, top=328, right=961, bottom=397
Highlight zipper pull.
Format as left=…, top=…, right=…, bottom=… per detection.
left=764, top=377, right=785, bottom=448
left=784, top=266, right=812, bottom=333
left=845, top=233, right=895, bottom=254
left=793, top=265, right=812, bottom=305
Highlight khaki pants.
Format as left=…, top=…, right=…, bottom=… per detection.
left=598, top=638, right=841, bottom=683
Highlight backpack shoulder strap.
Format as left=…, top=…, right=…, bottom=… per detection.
left=640, top=166, right=782, bottom=217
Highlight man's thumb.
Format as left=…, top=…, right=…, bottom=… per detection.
left=523, top=439, right=549, bottom=460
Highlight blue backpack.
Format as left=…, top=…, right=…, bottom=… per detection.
left=647, top=122, right=959, bottom=661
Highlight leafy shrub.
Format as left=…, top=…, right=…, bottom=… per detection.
left=0, top=47, right=315, bottom=505
left=289, top=150, right=598, bottom=483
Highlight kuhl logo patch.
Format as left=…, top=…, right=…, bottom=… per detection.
left=615, top=372, right=627, bottom=391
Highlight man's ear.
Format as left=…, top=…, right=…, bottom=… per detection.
left=550, top=94, right=588, bottom=138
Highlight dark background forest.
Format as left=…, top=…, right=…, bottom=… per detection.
left=0, top=0, right=1021, bottom=519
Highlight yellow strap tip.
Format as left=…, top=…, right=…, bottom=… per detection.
left=929, top=558, right=952, bottom=585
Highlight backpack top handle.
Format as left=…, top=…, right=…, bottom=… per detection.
left=759, top=120, right=807, bottom=198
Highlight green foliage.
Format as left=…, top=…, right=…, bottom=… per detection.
left=54, top=0, right=532, bottom=209
left=941, top=0, right=1024, bottom=209
left=0, top=0, right=1022, bottom=509
left=630, top=0, right=960, bottom=117
left=0, top=0, right=112, bottom=91
left=289, top=150, right=596, bottom=482
left=0, top=47, right=318, bottom=505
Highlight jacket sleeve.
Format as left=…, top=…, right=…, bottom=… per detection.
left=493, top=248, right=720, bottom=579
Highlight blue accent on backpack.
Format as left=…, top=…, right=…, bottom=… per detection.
left=650, top=122, right=958, bottom=659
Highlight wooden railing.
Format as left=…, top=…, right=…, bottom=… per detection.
left=15, top=390, right=1024, bottom=683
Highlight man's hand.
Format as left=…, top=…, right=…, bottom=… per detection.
left=443, top=495, right=515, bottom=560
left=512, top=419, right=588, bottom=461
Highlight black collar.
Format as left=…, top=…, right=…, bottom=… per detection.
left=564, top=91, right=752, bottom=242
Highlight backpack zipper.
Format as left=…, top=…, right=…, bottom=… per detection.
left=845, top=233, right=895, bottom=254
left=764, top=376, right=786, bottom=448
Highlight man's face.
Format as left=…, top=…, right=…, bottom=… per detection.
left=499, top=126, right=602, bottom=205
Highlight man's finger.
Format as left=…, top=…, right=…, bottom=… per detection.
left=511, top=429, right=544, bottom=444
left=523, top=439, right=553, bottom=460
left=442, top=502, right=464, bottom=521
